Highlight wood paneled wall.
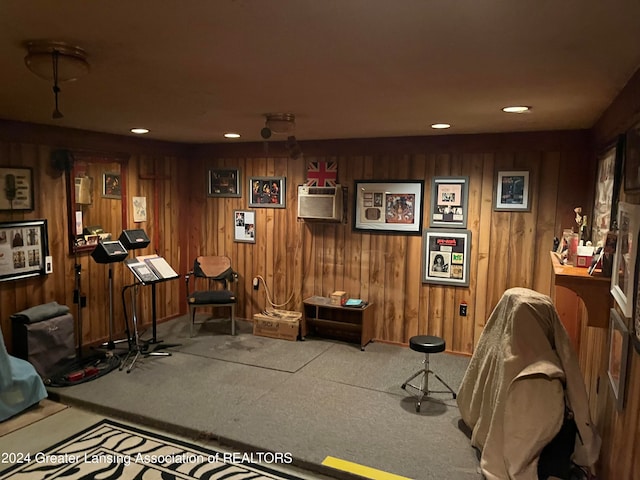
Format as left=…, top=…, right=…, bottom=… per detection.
left=5, top=116, right=639, bottom=478
left=192, top=132, right=593, bottom=353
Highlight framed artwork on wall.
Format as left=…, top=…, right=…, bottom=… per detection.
left=248, top=177, right=285, bottom=208
left=429, top=176, right=469, bottom=228
left=353, top=180, right=424, bottom=234
left=591, top=144, right=618, bottom=247
left=607, top=307, right=629, bottom=410
left=494, top=170, right=530, bottom=211
left=0, top=167, right=34, bottom=211
left=421, top=229, right=471, bottom=286
left=624, top=121, right=640, bottom=192
left=631, top=237, right=640, bottom=354
left=234, top=210, right=256, bottom=243
left=611, top=202, right=640, bottom=318
left=0, top=219, right=49, bottom=282
left=208, top=168, right=241, bottom=197
left=102, top=172, right=122, bottom=199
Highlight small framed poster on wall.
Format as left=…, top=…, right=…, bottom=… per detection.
left=233, top=210, right=256, bottom=243
left=494, top=170, right=530, bottom=211
left=0, top=219, right=49, bottom=282
left=422, top=229, right=471, bottom=286
left=429, top=176, right=469, bottom=228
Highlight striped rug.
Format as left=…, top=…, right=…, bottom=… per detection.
left=0, top=419, right=305, bottom=480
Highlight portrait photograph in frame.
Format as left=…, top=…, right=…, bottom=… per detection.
left=353, top=180, right=424, bottom=234
left=607, top=307, right=629, bottom=410
left=248, top=176, right=285, bottom=208
left=421, top=229, right=471, bottom=286
left=0, top=219, right=49, bottom=282
left=429, top=176, right=469, bottom=228
left=234, top=210, right=256, bottom=243
left=102, top=172, right=122, bottom=199
left=611, top=202, right=640, bottom=318
left=494, top=170, right=530, bottom=211
left=0, top=167, right=34, bottom=211
left=208, top=168, right=241, bottom=197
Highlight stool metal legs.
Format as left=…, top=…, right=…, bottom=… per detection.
left=401, top=352, right=456, bottom=412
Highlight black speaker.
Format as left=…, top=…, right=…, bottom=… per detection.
left=51, top=149, right=74, bottom=172
left=119, top=229, right=150, bottom=250
left=91, top=240, right=128, bottom=264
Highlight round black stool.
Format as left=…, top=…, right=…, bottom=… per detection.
left=401, top=335, right=456, bottom=412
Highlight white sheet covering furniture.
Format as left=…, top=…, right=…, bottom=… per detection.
left=457, top=287, right=600, bottom=479
left=0, top=323, right=47, bottom=421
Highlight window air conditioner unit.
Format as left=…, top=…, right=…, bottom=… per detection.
left=297, top=185, right=343, bottom=222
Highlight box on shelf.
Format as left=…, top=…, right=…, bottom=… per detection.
left=330, top=291, right=347, bottom=306
left=253, top=310, right=302, bottom=341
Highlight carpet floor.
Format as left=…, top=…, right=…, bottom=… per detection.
left=44, top=315, right=481, bottom=480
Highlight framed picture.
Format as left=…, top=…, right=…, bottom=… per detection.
left=429, top=176, right=469, bottom=228
left=422, top=229, right=471, bottom=286
left=494, top=170, right=530, bottom=211
left=208, top=168, right=241, bottom=197
left=248, top=177, right=285, bottom=208
left=353, top=180, right=424, bottom=234
left=0, top=219, right=49, bottom=282
left=624, top=122, right=640, bottom=192
left=591, top=144, right=618, bottom=247
left=102, top=172, right=122, bottom=199
left=234, top=210, right=256, bottom=243
left=0, top=167, right=34, bottom=211
left=611, top=202, right=640, bottom=317
left=607, top=308, right=629, bottom=410
left=631, top=236, right=640, bottom=354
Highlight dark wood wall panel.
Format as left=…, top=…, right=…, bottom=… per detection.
left=193, top=135, right=593, bottom=354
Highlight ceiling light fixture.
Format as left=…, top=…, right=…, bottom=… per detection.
left=263, top=113, right=296, bottom=137
left=224, top=132, right=241, bottom=139
left=24, top=40, right=90, bottom=119
left=130, top=128, right=149, bottom=135
left=431, top=123, right=451, bottom=129
left=502, top=106, right=531, bottom=113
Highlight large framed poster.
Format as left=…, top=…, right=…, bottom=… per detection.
left=422, top=229, right=471, bottom=286
left=0, top=219, right=49, bottom=282
left=353, top=180, right=424, bottom=235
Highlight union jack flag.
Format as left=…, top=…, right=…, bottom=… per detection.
left=306, top=161, right=337, bottom=187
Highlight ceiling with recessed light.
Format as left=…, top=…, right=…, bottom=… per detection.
left=1, top=1, right=640, bottom=144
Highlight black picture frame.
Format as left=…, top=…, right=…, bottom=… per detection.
left=208, top=168, right=242, bottom=198
left=353, top=180, right=424, bottom=235
left=421, top=228, right=471, bottom=286
left=0, top=167, right=34, bottom=211
left=429, top=176, right=469, bottom=228
left=0, top=219, right=49, bottom=282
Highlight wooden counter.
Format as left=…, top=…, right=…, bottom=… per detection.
left=549, top=252, right=611, bottom=328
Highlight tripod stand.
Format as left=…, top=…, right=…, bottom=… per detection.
left=120, top=282, right=170, bottom=373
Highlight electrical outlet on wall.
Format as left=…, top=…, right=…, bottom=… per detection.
left=459, top=303, right=467, bottom=316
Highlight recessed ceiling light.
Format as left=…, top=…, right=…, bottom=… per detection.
left=431, top=123, right=451, bottom=129
left=130, top=128, right=149, bottom=134
left=224, top=132, right=241, bottom=139
left=502, top=106, right=531, bottom=113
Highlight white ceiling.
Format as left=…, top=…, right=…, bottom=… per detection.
left=1, top=1, right=640, bottom=144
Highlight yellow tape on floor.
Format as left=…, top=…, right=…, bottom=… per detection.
left=322, top=456, right=413, bottom=480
